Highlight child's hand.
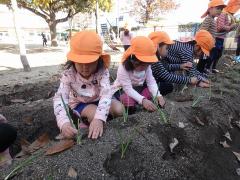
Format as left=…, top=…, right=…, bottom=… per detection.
left=88, top=119, right=103, bottom=139
left=180, top=62, right=192, bottom=70
left=197, top=81, right=210, bottom=88
left=61, top=122, right=78, bottom=138
left=201, top=78, right=210, bottom=84
left=142, top=98, right=157, bottom=112
left=190, top=77, right=198, bottom=85
left=158, top=96, right=166, bottom=108
left=230, top=24, right=237, bottom=30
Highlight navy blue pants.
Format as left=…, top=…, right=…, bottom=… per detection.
left=236, top=37, right=240, bottom=56
left=210, top=38, right=224, bottom=69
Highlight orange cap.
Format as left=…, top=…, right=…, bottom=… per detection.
left=148, top=31, right=174, bottom=47
left=224, top=0, right=240, bottom=14
left=201, top=0, right=226, bottom=18
left=194, top=30, right=215, bottom=56
left=122, top=36, right=158, bottom=63
left=67, top=31, right=110, bottom=68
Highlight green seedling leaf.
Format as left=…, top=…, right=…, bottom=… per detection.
left=4, top=151, right=43, bottom=180
left=60, top=95, right=82, bottom=144
left=191, top=96, right=204, bottom=107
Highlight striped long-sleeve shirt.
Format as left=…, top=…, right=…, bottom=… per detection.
left=165, top=41, right=203, bottom=79
left=216, top=12, right=235, bottom=39
left=165, top=63, right=181, bottom=71
left=151, top=61, right=191, bottom=84
left=200, top=15, right=217, bottom=38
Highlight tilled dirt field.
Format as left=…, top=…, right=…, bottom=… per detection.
left=0, top=62, right=240, bottom=180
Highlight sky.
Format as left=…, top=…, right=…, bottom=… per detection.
left=0, top=0, right=237, bottom=29
left=165, top=0, right=210, bottom=24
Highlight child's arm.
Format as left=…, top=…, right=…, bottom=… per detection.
left=146, top=67, right=166, bottom=107
left=120, top=31, right=124, bottom=41
left=165, top=63, right=181, bottom=71
left=118, top=65, right=145, bottom=104
left=235, top=25, right=240, bottom=38
left=53, top=71, right=71, bottom=131
left=178, top=48, right=203, bottom=79
left=151, top=62, right=191, bottom=84
left=146, top=66, right=162, bottom=97
left=217, top=13, right=233, bottom=32
left=200, top=16, right=211, bottom=32
left=0, top=114, right=7, bottom=123
left=93, top=69, right=112, bottom=122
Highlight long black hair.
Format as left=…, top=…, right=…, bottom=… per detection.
left=124, top=29, right=130, bottom=36
left=65, top=57, right=104, bottom=73
left=123, top=55, right=147, bottom=71
left=155, top=42, right=166, bottom=61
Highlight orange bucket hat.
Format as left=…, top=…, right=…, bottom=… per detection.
left=148, top=31, right=174, bottom=47
left=122, top=36, right=158, bottom=63
left=201, top=0, right=226, bottom=18
left=224, top=0, right=240, bottom=14
left=194, top=30, right=215, bottom=56
left=67, top=31, right=110, bottom=68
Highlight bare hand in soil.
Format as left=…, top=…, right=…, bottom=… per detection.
left=142, top=99, right=157, bottom=112
left=197, top=82, right=210, bottom=88
left=62, top=122, right=78, bottom=138
left=180, top=62, right=192, bottom=70
left=157, top=96, right=166, bottom=108
left=88, top=119, right=103, bottom=139
left=190, top=77, right=198, bottom=85
left=203, top=78, right=210, bottom=83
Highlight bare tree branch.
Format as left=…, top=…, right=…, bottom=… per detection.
left=39, top=6, right=50, bottom=16
left=19, top=2, right=48, bottom=20
left=55, top=9, right=74, bottom=24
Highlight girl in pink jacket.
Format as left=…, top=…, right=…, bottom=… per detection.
left=53, top=31, right=123, bottom=140
left=113, top=36, right=166, bottom=113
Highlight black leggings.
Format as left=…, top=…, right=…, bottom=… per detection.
left=236, top=38, right=240, bottom=56
left=123, top=45, right=130, bottom=51
left=0, top=123, right=17, bottom=152
left=157, top=81, right=174, bottom=96
left=197, top=54, right=211, bottom=72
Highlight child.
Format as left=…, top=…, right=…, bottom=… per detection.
left=212, top=0, right=239, bottom=73
left=113, top=36, right=165, bottom=112
left=0, top=114, right=17, bottom=167
left=120, top=25, right=133, bottom=51
left=149, top=31, right=199, bottom=95
left=159, top=30, right=215, bottom=88
left=53, top=31, right=123, bottom=140
left=197, top=0, right=226, bottom=73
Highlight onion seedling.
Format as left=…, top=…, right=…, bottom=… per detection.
left=61, top=95, right=82, bottom=145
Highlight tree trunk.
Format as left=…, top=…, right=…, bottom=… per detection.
left=11, top=0, right=31, bottom=72
left=68, top=17, right=73, bottom=38
left=95, top=0, right=99, bottom=33
left=48, top=21, right=58, bottom=47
